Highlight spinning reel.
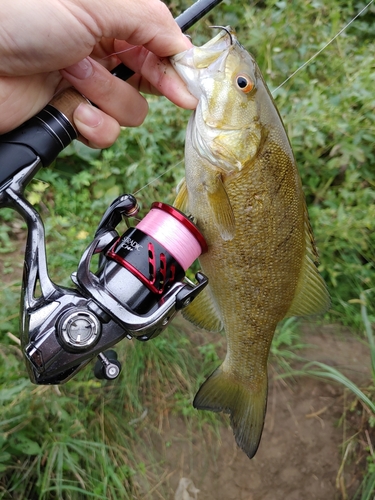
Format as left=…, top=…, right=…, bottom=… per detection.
left=0, top=93, right=208, bottom=385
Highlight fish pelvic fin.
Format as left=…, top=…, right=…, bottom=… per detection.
left=174, top=177, right=189, bottom=213
left=182, top=285, right=223, bottom=332
left=286, top=217, right=331, bottom=318
left=193, top=366, right=267, bottom=459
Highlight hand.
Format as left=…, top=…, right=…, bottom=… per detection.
left=0, top=0, right=197, bottom=147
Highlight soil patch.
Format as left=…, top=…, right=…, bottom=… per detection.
left=142, top=322, right=370, bottom=500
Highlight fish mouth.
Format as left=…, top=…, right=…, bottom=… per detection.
left=172, top=26, right=235, bottom=69
left=171, top=27, right=236, bottom=100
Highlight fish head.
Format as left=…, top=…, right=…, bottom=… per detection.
left=171, top=27, right=269, bottom=174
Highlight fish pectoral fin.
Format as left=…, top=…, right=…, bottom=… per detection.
left=174, top=177, right=189, bottom=213
left=286, top=217, right=330, bottom=318
left=206, top=175, right=235, bottom=241
left=194, top=366, right=268, bottom=459
left=182, top=285, right=223, bottom=332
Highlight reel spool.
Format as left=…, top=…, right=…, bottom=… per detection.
left=102, top=202, right=206, bottom=314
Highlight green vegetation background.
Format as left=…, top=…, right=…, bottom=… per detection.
left=0, top=0, right=374, bottom=498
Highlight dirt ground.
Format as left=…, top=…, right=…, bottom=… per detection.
left=143, top=323, right=371, bottom=500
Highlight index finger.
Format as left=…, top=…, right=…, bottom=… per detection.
left=88, top=0, right=191, bottom=57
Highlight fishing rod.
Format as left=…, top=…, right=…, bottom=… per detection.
left=0, top=0, right=223, bottom=385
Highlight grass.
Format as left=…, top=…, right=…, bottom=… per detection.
left=0, top=317, right=224, bottom=499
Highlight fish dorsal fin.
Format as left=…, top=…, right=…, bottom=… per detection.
left=206, top=175, right=235, bottom=241
left=174, top=177, right=189, bottom=213
left=182, top=285, right=223, bottom=332
left=286, top=211, right=330, bottom=318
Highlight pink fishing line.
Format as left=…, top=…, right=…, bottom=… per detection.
left=137, top=203, right=206, bottom=270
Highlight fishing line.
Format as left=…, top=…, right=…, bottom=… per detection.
left=132, top=161, right=183, bottom=195
left=103, top=45, right=138, bottom=59
left=106, top=38, right=189, bottom=58
left=131, top=1, right=374, bottom=195
left=272, top=0, right=374, bottom=95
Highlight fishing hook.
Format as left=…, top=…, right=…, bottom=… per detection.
left=210, top=25, right=233, bottom=45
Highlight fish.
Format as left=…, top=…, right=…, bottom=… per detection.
left=170, top=27, right=330, bottom=459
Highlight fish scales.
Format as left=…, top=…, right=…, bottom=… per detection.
left=188, top=134, right=302, bottom=376
left=171, top=27, right=330, bottom=459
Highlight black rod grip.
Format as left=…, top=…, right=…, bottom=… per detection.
left=0, top=105, right=77, bottom=185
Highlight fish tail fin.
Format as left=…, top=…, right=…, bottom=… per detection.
left=193, top=366, right=267, bottom=459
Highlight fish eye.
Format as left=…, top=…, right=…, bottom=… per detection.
left=235, top=74, right=254, bottom=93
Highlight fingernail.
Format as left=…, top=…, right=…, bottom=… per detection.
left=74, top=103, right=102, bottom=128
left=63, top=58, right=93, bottom=79
left=183, top=34, right=193, bottom=48
left=178, top=85, right=198, bottom=109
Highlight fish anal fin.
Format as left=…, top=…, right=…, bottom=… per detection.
left=286, top=217, right=330, bottom=318
left=206, top=175, right=235, bottom=241
left=182, top=285, right=223, bottom=332
left=174, top=177, right=189, bottom=213
left=193, top=366, right=267, bottom=459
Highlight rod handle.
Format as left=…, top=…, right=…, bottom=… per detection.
left=49, top=88, right=90, bottom=127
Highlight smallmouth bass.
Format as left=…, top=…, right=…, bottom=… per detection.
left=171, top=28, right=330, bottom=459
